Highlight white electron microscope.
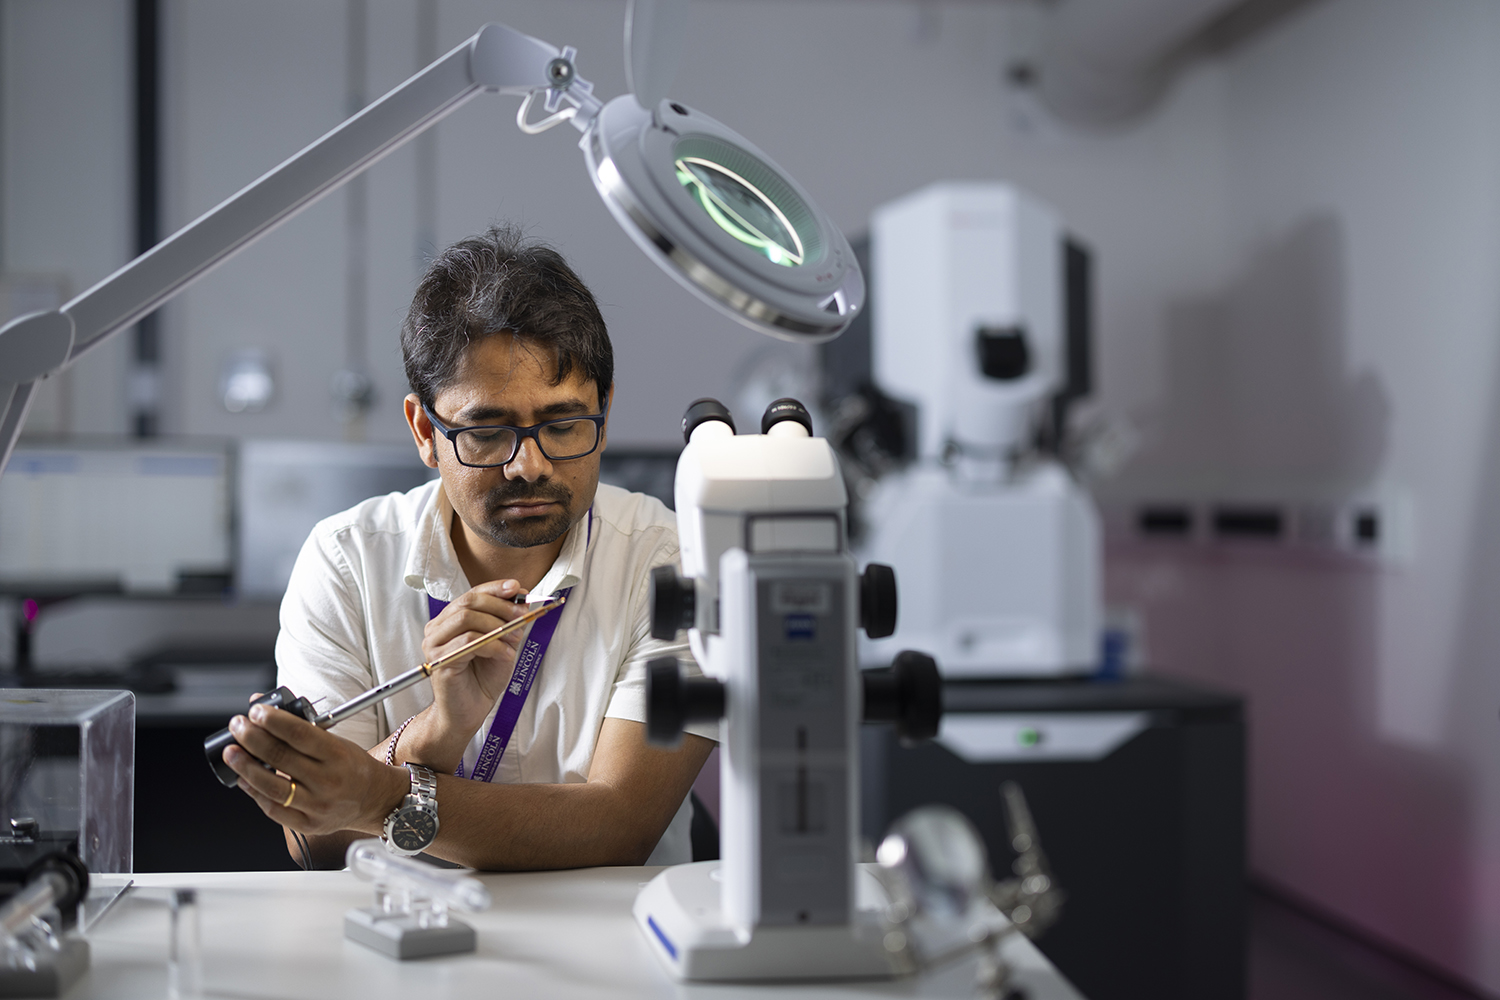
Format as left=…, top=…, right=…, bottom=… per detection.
left=858, top=183, right=1102, bottom=678
left=637, top=397, right=944, bottom=980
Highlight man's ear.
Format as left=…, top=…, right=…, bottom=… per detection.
left=404, top=394, right=440, bottom=469
left=600, top=384, right=615, bottom=451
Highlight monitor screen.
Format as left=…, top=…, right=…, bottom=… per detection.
left=0, top=440, right=232, bottom=594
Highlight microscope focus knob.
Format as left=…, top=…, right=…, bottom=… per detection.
left=646, top=658, right=727, bottom=746
left=649, top=565, right=696, bottom=640
left=761, top=397, right=813, bottom=436
left=860, top=563, right=898, bottom=639
left=682, top=397, right=735, bottom=442
left=862, top=650, right=942, bottom=742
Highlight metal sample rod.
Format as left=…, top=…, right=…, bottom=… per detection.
left=313, top=597, right=564, bottom=728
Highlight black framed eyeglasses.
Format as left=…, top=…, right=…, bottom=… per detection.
left=422, top=401, right=609, bottom=468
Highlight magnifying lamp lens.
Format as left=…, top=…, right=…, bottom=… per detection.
left=672, top=135, right=818, bottom=269
left=676, top=157, right=801, bottom=266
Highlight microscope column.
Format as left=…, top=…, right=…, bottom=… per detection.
left=719, top=547, right=859, bottom=932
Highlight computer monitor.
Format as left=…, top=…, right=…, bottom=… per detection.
left=0, top=440, right=232, bottom=595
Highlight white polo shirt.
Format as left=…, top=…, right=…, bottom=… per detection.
left=275, top=479, right=715, bottom=865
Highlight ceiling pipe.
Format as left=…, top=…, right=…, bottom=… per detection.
left=1028, top=0, right=1248, bottom=127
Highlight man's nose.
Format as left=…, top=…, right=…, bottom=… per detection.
left=503, top=436, right=552, bottom=482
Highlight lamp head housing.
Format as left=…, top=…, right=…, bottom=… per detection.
left=585, top=96, right=862, bottom=342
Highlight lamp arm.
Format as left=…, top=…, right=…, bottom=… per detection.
left=0, top=21, right=570, bottom=472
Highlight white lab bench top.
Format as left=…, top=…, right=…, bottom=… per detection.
left=75, top=867, right=1086, bottom=999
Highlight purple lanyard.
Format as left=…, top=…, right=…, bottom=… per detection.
left=425, top=510, right=590, bottom=783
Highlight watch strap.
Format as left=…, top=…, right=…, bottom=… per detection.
left=382, top=763, right=439, bottom=856
left=405, top=762, right=437, bottom=803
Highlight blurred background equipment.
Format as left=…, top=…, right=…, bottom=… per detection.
left=864, top=677, right=1244, bottom=1000
left=0, top=688, right=128, bottom=994
left=874, top=788, right=1063, bottom=998
left=236, top=440, right=434, bottom=599
left=857, top=182, right=1100, bottom=679
left=0, top=689, right=133, bottom=876
left=840, top=180, right=1248, bottom=1000
left=0, top=441, right=231, bottom=598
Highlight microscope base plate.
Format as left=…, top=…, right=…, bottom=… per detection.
left=634, top=861, right=896, bottom=981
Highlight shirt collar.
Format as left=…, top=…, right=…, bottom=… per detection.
left=404, top=481, right=590, bottom=602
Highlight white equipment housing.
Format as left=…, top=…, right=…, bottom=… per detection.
left=634, top=412, right=896, bottom=980
left=861, top=182, right=1102, bottom=677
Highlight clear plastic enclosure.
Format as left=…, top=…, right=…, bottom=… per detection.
left=0, top=690, right=134, bottom=873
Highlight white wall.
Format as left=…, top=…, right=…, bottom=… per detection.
left=1106, top=0, right=1500, bottom=991
left=1, top=0, right=133, bottom=436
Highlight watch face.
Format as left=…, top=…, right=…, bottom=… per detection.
left=390, top=808, right=437, bottom=852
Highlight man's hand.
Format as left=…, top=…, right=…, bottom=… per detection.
left=223, top=703, right=407, bottom=837
left=391, top=578, right=534, bottom=772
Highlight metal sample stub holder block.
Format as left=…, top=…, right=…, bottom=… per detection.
left=340, top=839, right=491, bottom=961
left=343, top=907, right=476, bottom=961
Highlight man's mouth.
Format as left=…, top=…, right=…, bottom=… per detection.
left=495, top=499, right=557, bottom=518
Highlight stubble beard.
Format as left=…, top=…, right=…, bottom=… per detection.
left=480, top=480, right=577, bottom=549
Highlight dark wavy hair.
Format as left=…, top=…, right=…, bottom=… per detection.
left=401, top=225, right=613, bottom=410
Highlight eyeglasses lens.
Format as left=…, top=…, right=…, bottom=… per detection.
left=454, top=419, right=600, bottom=466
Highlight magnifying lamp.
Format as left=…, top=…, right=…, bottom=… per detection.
left=0, top=2, right=862, bottom=474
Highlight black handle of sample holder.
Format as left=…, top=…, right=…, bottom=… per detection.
left=203, top=686, right=318, bottom=788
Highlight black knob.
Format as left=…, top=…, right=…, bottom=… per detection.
left=861, top=650, right=941, bottom=742
left=682, top=398, right=735, bottom=442
left=650, top=565, right=696, bottom=640
left=26, top=849, right=89, bottom=930
left=646, top=657, right=727, bottom=747
left=860, top=563, right=898, bottom=639
left=761, top=397, right=813, bottom=436
left=204, top=686, right=317, bottom=788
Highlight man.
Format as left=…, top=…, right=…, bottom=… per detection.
left=221, top=225, right=716, bottom=870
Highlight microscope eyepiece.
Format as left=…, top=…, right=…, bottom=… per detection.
left=682, top=398, right=735, bottom=441
left=760, top=397, right=812, bottom=436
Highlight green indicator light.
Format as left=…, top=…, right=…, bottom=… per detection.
left=1017, top=727, right=1041, bottom=748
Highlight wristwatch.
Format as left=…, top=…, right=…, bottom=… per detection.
left=382, top=763, right=439, bottom=857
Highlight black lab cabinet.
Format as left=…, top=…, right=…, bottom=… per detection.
left=862, top=675, right=1245, bottom=1000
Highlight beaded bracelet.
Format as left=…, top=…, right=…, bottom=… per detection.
left=384, top=714, right=419, bottom=767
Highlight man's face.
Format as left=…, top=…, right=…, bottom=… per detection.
left=414, top=333, right=608, bottom=551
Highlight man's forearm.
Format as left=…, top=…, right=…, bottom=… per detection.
left=248, top=713, right=712, bottom=872
left=425, top=775, right=671, bottom=870
left=292, top=776, right=669, bottom=871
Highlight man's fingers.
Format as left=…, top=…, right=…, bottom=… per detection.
left=223, top=743, right=303, bottom=803
left=231, top=758, right=310, bottom=827
left=424, top=606, right=529, bottom=669
left=230, top=711, right=319, bottom=774
left=246, top=704, right=333, bottom=756
left=465, top=578, right=525, bottom=601
left=435, top=602, right=525, bottom=638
